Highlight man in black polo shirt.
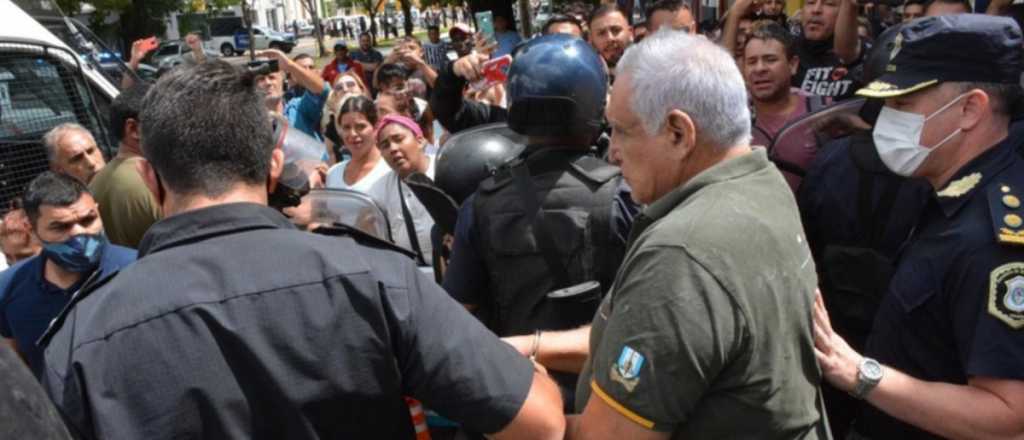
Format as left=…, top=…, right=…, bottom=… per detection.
left=41, top=60, right=564, bottom=440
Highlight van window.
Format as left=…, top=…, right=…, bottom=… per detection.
left=0, top=48, right=111, bottom=212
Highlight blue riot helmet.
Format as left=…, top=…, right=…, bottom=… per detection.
left=506, top=34, right=609, bottom=146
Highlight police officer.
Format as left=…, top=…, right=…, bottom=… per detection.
left=814, top=15, right=1024, bottom=439
left=797, top=25, right=932, bottom=438
left=441, top=34, right=637, bottom=411
left=40, top=60, right=565, bottom=440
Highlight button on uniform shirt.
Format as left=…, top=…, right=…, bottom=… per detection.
left=576, top=149, right=828, bottom=438
left=0, top=245, right=136, bottom=378
left=42, top=203, right=531, bottom=439
left=854, top=134, right=1024, bottom=440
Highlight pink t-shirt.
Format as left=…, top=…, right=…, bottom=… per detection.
left=752, top=89, right=821, bottom=192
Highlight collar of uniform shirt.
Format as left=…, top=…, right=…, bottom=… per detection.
left=136, top=203, right=293, bottom=257
left=932, top=136, right=1022, bottom=218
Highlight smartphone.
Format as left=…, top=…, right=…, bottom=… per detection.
left=141, top=36, right=158, bottom=52
left=247, top=59, right=279, bottom=75
left=470, top=54, right=512, bottom=91
left=475, top=11, right=495, bottom=42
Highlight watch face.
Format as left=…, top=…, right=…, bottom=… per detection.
left=862, top=360, right=883, bottom=380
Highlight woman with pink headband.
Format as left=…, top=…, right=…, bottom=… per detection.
left=372, top=114, right=436, bottom=265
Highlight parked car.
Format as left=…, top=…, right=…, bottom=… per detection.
left=297, top=22, right=315, bottom=37
left=208, top=25, right=295, bottom=56
left=151, top=40, right=221, bottom=68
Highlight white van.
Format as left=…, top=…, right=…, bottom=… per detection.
left=0, top=0, right=120, bottom=209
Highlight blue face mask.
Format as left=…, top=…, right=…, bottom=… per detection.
left=41, top=233, right=107, bottom=273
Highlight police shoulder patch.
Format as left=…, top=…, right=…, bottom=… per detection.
left=609, top=345, right=645, bottom=393
left=988, top=262, right=1024, bottom=330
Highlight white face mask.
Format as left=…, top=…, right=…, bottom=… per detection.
left=872, top=93, right=968, bottom=176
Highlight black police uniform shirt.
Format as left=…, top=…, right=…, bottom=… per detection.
left=855, top=133, right=1024, bottom=439
left=793, top=37, right=865, bottom=101
left=41, top=203, right=534, bottom=439
left=799, top=131, right=931, bottom=276
left=797, top=130, right=931, bottom=440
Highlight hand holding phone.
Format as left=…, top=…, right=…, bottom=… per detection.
left=141, top=37, right=158, bottom=52
left=475, top=11, right=495, bottom=43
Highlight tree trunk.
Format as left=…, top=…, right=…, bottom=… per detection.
left=518, top=0, right=531, bottom=37
left=301, top=0, right=326, bottom=57
left=368, top=12, right=378, bottom=45
left=399, top=0, right=413, bottom=36
left=243, top=0, right=256, bottom=60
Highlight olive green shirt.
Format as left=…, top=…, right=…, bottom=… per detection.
left=89, top=156, right=161, bottom=249
left=576, top=149, right=827, bottom=439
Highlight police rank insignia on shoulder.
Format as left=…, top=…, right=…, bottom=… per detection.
left=989, top=262, right=1024, bottom=329
left=937, top=172, right=982, bottom=198
left=989, top=184, right=1024, bottom=246
left=609, top=346, right=645, bottom=392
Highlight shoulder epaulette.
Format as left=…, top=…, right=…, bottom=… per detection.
left=36, top=268, right=121, bottom=348
left=988, top=183, right=1024, bottom=247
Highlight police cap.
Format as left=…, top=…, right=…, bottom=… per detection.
left=857, top=14, right=1023, bottom=99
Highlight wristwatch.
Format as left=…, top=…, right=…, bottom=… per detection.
left=851, top=358, right=884, bottom=400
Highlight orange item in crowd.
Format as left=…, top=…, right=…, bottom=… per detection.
left=405, top=397, right=431, bottom=440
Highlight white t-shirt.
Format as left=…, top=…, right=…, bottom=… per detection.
left=324, top=157, right=391, bottom=192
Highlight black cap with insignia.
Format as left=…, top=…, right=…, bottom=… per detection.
left=857, top=14, right=1023, bottom=99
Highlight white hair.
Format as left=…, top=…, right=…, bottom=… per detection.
left=42, top=123, right=94, bottom=164
left=616, top=30, right=752, bottom=149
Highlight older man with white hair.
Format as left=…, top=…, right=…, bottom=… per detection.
left=566, top=31, right=828, bottom=439
left=42, top=123, right=105, bottom=184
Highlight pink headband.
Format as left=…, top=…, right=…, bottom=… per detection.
left=375, top=114, right=423, bottom=139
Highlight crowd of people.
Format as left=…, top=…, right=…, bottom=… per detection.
left=1, top=0, right=1024, bottom=439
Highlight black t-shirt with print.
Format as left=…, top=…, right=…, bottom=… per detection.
left=793, top=36, right=865, bottom=101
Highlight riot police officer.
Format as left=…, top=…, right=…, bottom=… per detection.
left=441, top=34, right=638, bottom=411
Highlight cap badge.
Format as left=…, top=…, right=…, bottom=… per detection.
left=890, top=34, right=903, bottom=61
